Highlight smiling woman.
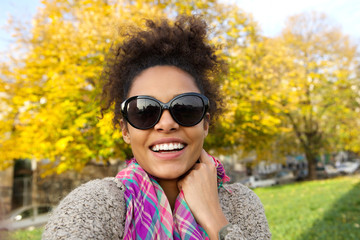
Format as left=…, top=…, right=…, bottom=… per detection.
left=42, top=15, right=271, bottom=240
left=120, top=66, right=208, bottom=182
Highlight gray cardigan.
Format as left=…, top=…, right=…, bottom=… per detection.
left=42, top=178, right=271, bottom=239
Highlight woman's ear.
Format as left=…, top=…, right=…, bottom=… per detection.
left=203, top=113, right=210, bottom=138
left=120, top=119, right=131, bottom=144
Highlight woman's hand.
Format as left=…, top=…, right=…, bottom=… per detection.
left=177, top=149, right=229, bottom=239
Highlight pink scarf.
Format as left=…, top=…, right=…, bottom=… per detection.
left=116, top=156, right=230, bottom=239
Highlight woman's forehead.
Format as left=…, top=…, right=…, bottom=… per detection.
left=127, top=65, right=200, bottom=101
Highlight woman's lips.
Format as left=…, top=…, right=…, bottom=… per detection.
left=150, top=142, right=185, bottom=152
left=150, top=146, right=186, bottom=160
left=149, top=138, right=187, bottom=159
left=149, top=138, right=187, bottom=151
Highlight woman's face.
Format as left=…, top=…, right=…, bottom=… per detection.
left=121, top=65, right=209, bottom=180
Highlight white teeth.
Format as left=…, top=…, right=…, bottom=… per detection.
left=151, top=143, right=185, bottom=152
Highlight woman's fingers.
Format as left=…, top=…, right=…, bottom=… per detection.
left=198, top=149, right=214, bottom=165
left=177, top=150, right=229, bottom=238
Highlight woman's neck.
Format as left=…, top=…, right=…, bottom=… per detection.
left=158, top=179, right=180, bottom=211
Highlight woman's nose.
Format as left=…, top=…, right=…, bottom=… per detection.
left=154, top=110, right=179, bottom=132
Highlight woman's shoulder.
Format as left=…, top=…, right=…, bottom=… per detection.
left=219, top=182, right=262, bottom=202
left=218, top=182, right=271, bottom=239
left=43, top=177, right=126, bottom=240
left=219, top=182, right=267, bottom=213
left=68, top=177, right=126, bottom=198
left=55, top=177, right=127, bottom=209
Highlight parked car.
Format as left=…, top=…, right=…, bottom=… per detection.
left=0, top=205, right=53, bottom=231
left=241, top=176, right=277, bottom=188
left=337, top=161, right=360, bottom=174
left=275, top=170, right=295, bottom=185
left=295, top=168, right=308, bottom=181
left=324, top=164, right=340, bottom=177
left=316, top=166, right=328, bottom=179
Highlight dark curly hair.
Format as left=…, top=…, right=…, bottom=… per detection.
left=100, top=15, right=226, bottom=128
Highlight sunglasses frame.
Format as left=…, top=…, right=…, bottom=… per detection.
left=121, top=92, right=209, bottom=130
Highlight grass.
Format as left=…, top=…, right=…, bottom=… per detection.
left=254, top=174, right=360, bottom=240
left=5, top=175, right=360, bottom=240
left=2, top=227, right=43, bottom=240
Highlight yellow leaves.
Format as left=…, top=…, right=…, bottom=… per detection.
left=56, top=162, right=68, bottom=174
left=96, top=112, right=115, bottom=134
left=251, top=115, right=260, bottom=121
left=1, top=0, right=358, bottom=175
left=0, top=0, right=120, bottom=172
left=215, top=11, right=360, bottom=162
left=55, top=136, right=74, bottom=151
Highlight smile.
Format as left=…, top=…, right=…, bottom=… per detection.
left=151, top=143, right=185, bottom=152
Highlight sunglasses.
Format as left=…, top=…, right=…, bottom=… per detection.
left=121, top=92, right=209, bottom=130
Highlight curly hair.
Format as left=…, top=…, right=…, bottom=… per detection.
left=100, top=15, right=226, bottom=128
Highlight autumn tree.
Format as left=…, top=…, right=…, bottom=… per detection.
left=0, top=0, right=264, bottom=175
left=260, top=12, right=360, bottom=179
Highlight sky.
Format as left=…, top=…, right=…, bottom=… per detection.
left=234, top=0, right=360, bottom=39
left=1, top=0, right=360, bottom=55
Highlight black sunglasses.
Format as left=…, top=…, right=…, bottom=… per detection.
left=121, top=92, right=209, bottom=130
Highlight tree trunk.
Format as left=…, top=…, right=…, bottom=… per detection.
left=305, top=152, right=317, bottom=180
left=31, top=159, right=38, bottom=206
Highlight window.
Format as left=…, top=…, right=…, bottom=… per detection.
left=38, top=206, right=52, bottom=215
left=14, top=208, right=34, bottom=221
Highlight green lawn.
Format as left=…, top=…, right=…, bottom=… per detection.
left=6, top=175, right=360, bottom=240
left=254, top=174, right=360, bottom=240
left=2, top=227, right=43, bottom=240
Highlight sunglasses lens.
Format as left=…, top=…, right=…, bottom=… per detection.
left=172, top=95, right=205, bottom=126
left=126, top=98, right=161, bottom=129
left=123, top=93, right=207, bottom=129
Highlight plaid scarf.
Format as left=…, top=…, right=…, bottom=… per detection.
left=116, top=156, right=230, bottom=240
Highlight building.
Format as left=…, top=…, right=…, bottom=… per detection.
left=0, top=159, right=123, bottom=216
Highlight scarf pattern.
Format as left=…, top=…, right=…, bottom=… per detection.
left=116, top=156, right=230, bottom=240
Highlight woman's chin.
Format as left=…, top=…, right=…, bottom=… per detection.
left=152, top=172, right=183, bottom=181
left=149, top=168, right=189, bottom=181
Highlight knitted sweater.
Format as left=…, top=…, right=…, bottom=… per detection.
left=42, top=177, right=271, bottom=240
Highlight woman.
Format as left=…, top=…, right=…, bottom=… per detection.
left=43, top=15, right=271, bottom=240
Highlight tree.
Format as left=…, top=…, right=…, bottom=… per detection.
left=0, top=0, right=263, bottom=175
left=260, top=12, right=360, bottom=179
